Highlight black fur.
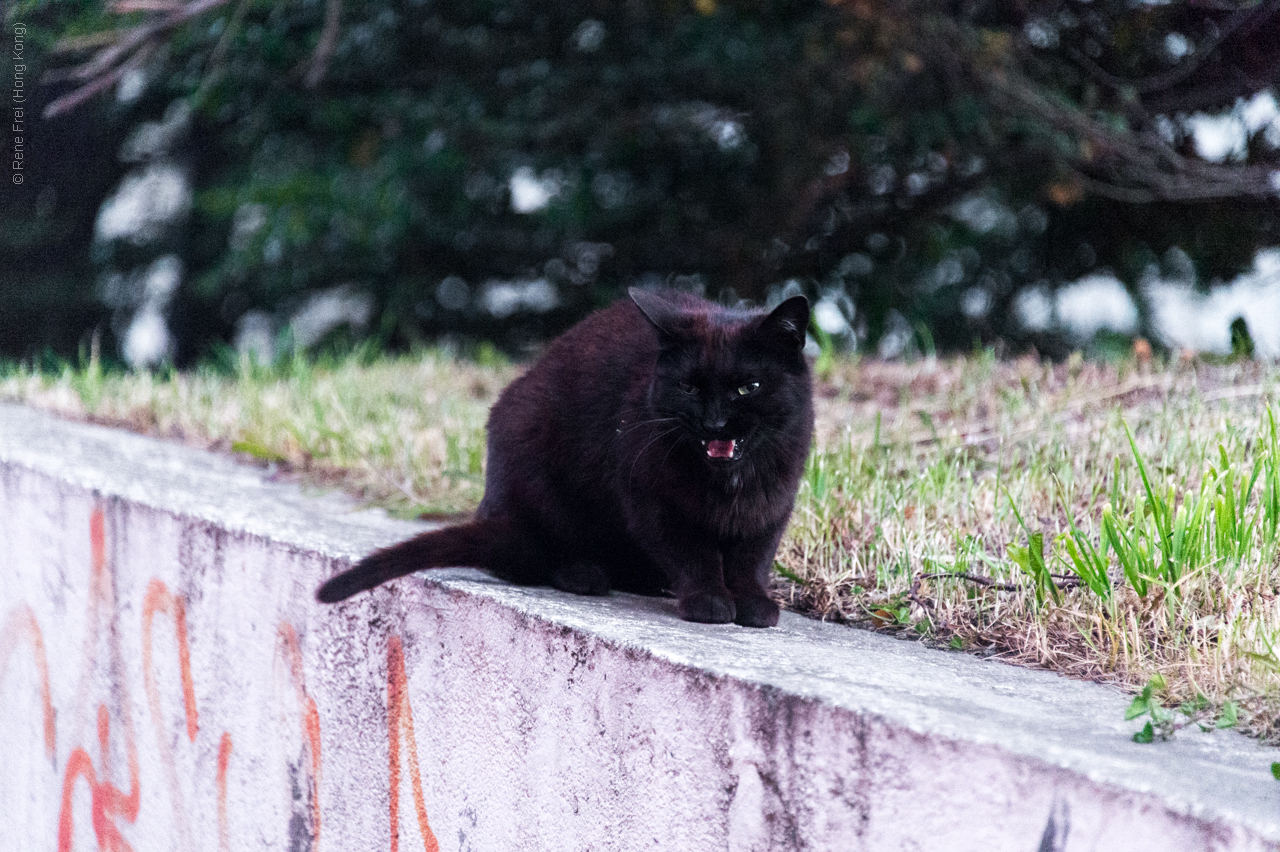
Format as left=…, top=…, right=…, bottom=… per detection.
left=317, top=289, right=814, bottom=627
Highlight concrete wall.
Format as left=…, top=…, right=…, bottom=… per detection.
left=4, top=401, right=1280, bottom=852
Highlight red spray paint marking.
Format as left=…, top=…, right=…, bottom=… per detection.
left=57, top=747, right=105, bottom=852
left=387, top=635, right=439, bottom=852
left=29, top=503, right=246, bottom=852
left=216, top=732, right=233, bottom=852
left=0, top=603, right=57, bottom=759
left=90, top=507, right=106, bottom=577
left=44, top=505, right=334, bottom=851
left=60, top=507, right=142, bottom=852
left=57, top=704, right=140, bottom=852
left=74, top=508, right=108, bottom=730
left=85, top=508, right=142, bottom=819
left=141, top=579, right=199, bottom=742
left=141, top=578, right=200, bottom=851
left=75, top=507, right=113, bottom=738
left=96, top=704, right=140, bottom=823
left=277, top=622, right=322, bottom=842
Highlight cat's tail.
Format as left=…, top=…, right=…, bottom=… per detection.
left=316, top=516, right=523, bottom=603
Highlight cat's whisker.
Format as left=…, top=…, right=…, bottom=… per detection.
left=658, top=430, right=690, bottom=469
left=627, top=425, right=684, bottom=485
left=617, top=416, right=679, bottom=438
left=631, top=424, right=682, bottom=464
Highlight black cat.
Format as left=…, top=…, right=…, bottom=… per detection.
left=317, top=288, right=813, bottom=627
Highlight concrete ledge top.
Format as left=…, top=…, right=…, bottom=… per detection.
left=5, top=401, right=1280, bottom=841
left=0, top=402, right=410, bottom=560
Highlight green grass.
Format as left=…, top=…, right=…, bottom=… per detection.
left=7, top=347, right=1280, bottom=739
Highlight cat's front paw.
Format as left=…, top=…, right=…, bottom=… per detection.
left=678, top=591, right=736, bottom=624
left=733, top=595, right=779, bottom=628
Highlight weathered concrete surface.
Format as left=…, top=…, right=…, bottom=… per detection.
left=2, top=400, right=1280, bottom=852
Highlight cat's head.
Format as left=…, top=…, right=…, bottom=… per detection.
left=629, top=288, right=812, bottom=466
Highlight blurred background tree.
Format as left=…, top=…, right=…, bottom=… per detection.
left=3, top=0, right=1278, bottom=363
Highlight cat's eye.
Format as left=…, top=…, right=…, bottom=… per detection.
left=737, top=382, right=760, bottom=396
left=677, top=382, right=699, bottom=396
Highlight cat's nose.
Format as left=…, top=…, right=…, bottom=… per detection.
left=702, top=414, right=727, bottom=432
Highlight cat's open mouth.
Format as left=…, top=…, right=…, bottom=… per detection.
left=701, top=438, right=741, bottom=461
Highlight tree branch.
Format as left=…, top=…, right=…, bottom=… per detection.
left=304, top=0, right=342, bottom=88
left=982, top=68, right=1280, bottom=204
left=44, top=44, right=153, bottom=118
left=1067, top=3, right=1274, bottom=97
left=42, top=0, right=233, bottom=118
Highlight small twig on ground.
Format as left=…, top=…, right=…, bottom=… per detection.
left=917, top=571, right=1081, bottom=592
left=917, top=571, right=1021, bottom=591
left=908, top=575, right=935, bottom=607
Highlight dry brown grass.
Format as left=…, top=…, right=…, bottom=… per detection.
left=787, top=352, right=1280, bottom=739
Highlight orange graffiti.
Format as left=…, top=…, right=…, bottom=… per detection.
left=90, top=506, right=106, bottom=575
left=75, top=508, right=110, bottom=733
left=46, top=505, right=233, bottom=852
left=141, top=579, right=199, bottom=742
left=57, top=704, right=140, bottom=852
left=278, top=622, right=322, bottom=843
left=216, top=732, right=233, bottom=852
left=5, top=502, right=445, bottom=852
left=141, top=578, right=201, bottom=850
left=57, top=507, right=143, bottom=852
left=0, top=603, right=57, bottom=759
left=387, top=635, right=439, bottom=852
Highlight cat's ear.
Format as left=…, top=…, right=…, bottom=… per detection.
left=758, top=296, right=809, bottom=350
left=629, top=288, right=685, bottom=337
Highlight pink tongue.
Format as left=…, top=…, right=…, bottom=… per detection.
left=706, top=439, right=736, bottom=458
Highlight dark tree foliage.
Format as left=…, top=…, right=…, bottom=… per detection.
left=5, top=0, right=1279, bottom=360
left=0, top=9, right=127, bottom=360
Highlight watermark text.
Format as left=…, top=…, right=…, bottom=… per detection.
left=11, top=23, right=27, bottom=184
